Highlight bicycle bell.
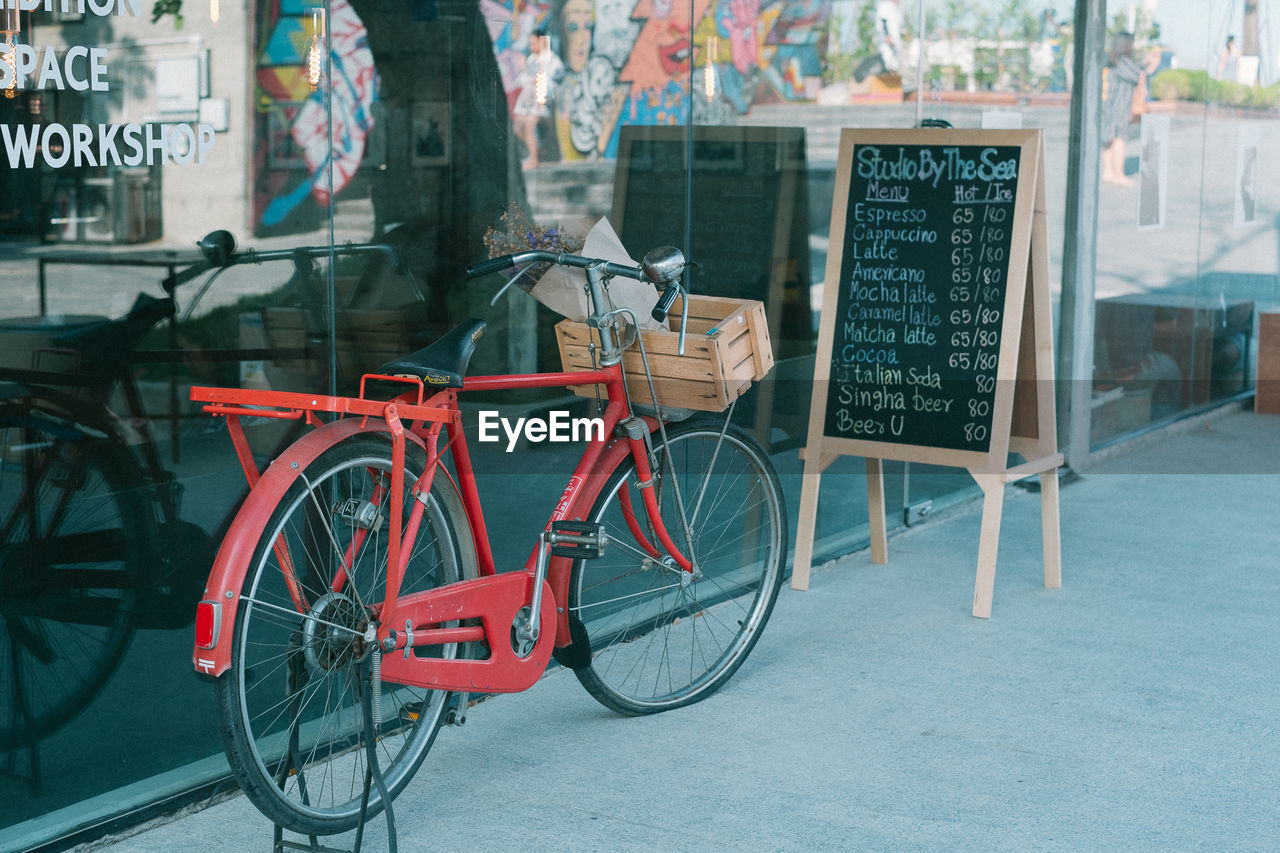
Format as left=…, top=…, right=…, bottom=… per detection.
left=197, top=229, right=237, bottom=267
left=640, top=246, right=686, bottom=289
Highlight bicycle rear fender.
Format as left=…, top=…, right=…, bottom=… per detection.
left=193, top=418, right=425, bottom=678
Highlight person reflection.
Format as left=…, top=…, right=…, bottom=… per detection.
left=513, top=29, right=564, bottom=170
left=1100, top=31, right=1145, bottom=187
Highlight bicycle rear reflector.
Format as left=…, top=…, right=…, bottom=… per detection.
left=195, top=600, right=222, bottom=649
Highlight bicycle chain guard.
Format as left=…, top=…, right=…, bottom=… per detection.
left=378, top=571, right=556, bottom=694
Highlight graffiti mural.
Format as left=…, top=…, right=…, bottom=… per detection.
left=254, top=0, right=376, bottom=233
left=485, top=0, right=831, bottom=164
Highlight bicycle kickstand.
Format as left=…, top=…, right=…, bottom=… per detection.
left=271, top=656, right=397, bottom=853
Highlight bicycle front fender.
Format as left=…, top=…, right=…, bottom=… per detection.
left=193, top=418, right=426, bottom=678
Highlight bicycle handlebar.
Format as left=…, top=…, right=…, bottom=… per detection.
left=205, top=242, right=402, bottom=272
left=466, top=250, right=645, bottom=283
left=189, top=230, right=405, bottom=279
left=651, top=285, right=681, bottom=323
left=467, top=245, right=690, bottom=330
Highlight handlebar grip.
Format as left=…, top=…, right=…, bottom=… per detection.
left=651, top=285, right=681, bottom=323
left=467, top=255, right=515, bottom=278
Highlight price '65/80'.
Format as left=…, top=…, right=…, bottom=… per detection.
left=948, top=351, right=999, bottom=371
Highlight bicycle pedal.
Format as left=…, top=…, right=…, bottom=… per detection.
left=548, top=520, right=607, bottom=559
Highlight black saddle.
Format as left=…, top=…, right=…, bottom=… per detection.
left=378, top=318, right=486, bottom=389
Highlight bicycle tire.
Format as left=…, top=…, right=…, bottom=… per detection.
left=568, top=418, right=785, bottom=715
left=0, top=391, right=149, bottom=750
left=215, top=432, right=475, bottom=835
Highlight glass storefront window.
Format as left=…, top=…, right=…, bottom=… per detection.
left=1091, top=4, right=1278, bottom=447
left=1, top=1, right=1269, bottom=848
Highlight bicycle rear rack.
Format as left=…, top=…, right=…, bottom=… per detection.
left=191, top=379, right=459, bottom=428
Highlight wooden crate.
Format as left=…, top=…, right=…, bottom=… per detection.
left=555, top=295, right=774, bottom=411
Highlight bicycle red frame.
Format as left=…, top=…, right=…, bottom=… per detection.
left=191, top=356, right=693, bottom=689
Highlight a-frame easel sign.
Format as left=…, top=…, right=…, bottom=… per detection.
left=791, top=128, right=1062, bottom=618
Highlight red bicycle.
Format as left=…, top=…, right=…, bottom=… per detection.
left=189, top=233, right=785, bottom=835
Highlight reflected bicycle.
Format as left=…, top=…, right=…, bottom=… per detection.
left=0, top=289, right=210, bottom=768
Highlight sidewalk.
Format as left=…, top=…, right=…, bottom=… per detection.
left=87, top=407, right=1280, bottom=852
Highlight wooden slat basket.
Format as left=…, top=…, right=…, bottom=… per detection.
left=554, top=295, right=774, bottom=412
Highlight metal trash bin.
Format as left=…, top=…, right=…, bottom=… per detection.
left=113, top=168, right=163, bottom=243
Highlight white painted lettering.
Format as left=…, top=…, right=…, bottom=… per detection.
left=501, top=417, right=525, bottom=453
left=120, top=122, right=144, bottom=165
left=15, top=45, right=37, bottom=85
left=197, top=124, right=215, bottom=163
left=36, top=45, right=61, bottom=89
left=0, top=124, right=39, bottom=168
left=477, top=411, right=498, bottom=443
left=97, top=123, right=120, bottom=165
left=89, top=47, right=108, bottom=91
left=44, top=124, right=70, bottom=168
left=168, top=123, right=195, bottom=165
left=72, top=123, right=95, bottom=167
left=475, top=411, right=607, bottom=452
left=145, top=123, right=166, bottom=163
left=3, top=45, right=111, bottom=92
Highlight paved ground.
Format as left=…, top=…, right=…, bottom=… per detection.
left=80, top=405, right=1280, bottom=852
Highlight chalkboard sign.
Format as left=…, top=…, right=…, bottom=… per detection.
left=823, top=141, right=1023, bottom=454
left=791, top=129, right=1063, bottom=615
left=807, top=129, right=1041, bottom=468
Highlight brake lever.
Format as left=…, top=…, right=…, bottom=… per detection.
left=677, top=285, right=689, bottom=357
left=488, top=262, right=531, bottom=306
left=489, top=275, right=520, bottom=306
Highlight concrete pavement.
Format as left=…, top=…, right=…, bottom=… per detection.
left=83, top=405, right=1280, bottom=852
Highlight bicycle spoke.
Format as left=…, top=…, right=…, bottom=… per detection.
left=219, top=438, right=468, bottom=834
left=569, top=580, right=683, bottom=614
left=240, top=595, right=364, bottom=639
left=685, top=410, right=733, bottom=530
left=571, top=423, right=783, bottom=714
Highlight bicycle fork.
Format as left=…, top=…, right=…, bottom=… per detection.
left=618, top=417, right=695, bottom=573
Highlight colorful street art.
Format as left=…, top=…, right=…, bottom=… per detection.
left=254, top=0, right=376, bottom=231
left=485, top=0, right=830, bottom=162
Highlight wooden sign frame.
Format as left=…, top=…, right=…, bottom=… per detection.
left=791, top=128, right=1062, bottom=618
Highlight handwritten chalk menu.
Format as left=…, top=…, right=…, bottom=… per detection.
left=792, top=129, right=1063, bottom=613
left=823, top=141, right=1022, bottom=453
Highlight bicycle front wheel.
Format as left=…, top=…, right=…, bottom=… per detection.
left=216, top=433, right=474, bottom=836
left=569, top=418, right=785, bottom=715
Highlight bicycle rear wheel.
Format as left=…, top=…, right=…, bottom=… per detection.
left=569, top=418, right=785, bottom=715
left=216, top=433, right=474, bottom=836
left=0, top=392, right=147, bottom=751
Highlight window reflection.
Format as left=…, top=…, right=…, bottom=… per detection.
left=1, top=0, right=1276, bottom=847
